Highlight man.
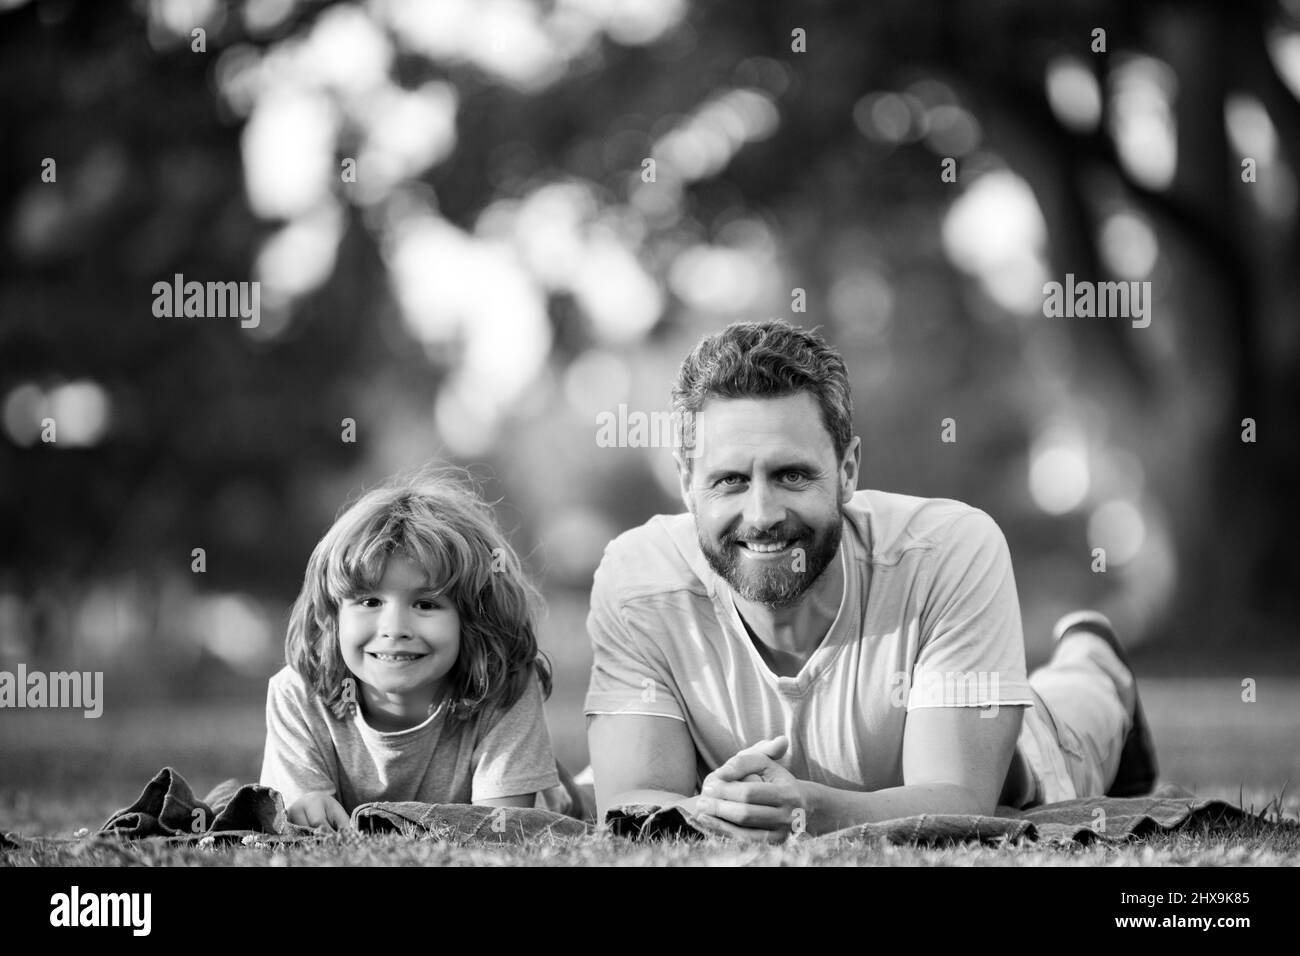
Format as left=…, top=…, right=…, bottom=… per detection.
left=584, top=321, right=1157, bottom=841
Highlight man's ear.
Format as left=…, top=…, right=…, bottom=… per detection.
left=673, top=450, right=695, bottom=514
left=839, top=436, right=861, bottom=505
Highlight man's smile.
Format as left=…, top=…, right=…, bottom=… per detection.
left=736, top=539, right=795, bottom=557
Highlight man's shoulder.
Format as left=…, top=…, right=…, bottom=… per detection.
left=847, top=489, right=1003, bottom=566
left=593, top=513, right=710, bottom=604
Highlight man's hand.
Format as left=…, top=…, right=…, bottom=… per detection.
left=287, top=791, right=352, bottom=831
left=689, top=735, right=809, bottom=843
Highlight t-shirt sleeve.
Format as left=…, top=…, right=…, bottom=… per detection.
left=259, top=669, right=339, bottom=807
left=469, top=673, right=561, bottom=801
left=582, top=551, right=685, bottom=721
left=907, top=510, right=1034, bottom=710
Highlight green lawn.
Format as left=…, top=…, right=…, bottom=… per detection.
left=4, top=811, right=1298, bottom=866
left=2, top=676, right=1297, bottom=865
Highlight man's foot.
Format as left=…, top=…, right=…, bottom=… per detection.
left=1052, top=611, right=1159, bottom=797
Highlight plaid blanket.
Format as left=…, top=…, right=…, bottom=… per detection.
left=0, top=768, right=1263, bottom=849
left=93, top=767, right=587, bottom=845
left=607, top=784, right=1259, bottom=846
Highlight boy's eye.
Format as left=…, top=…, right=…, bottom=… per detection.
left=414, top=599, right=439, bottom=611
left=355, top=597, right=381, bottom=608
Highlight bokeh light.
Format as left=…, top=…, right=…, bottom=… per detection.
left=1099, top=210, right=1159, bottom=279
left=1028, top=423, right=1090, bottom=515
left=1088, top=499, right=1147, bottom=567
left=942, top=170, right=1050, bottom=315
left=1109, top=55, right=1178, bottom=190
left=1045, top=56, right=1102, bottom=133
left=2, top=381, right=111, bottom=448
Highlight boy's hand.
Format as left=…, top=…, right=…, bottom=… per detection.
left=288, top=791, right=352, bottom=831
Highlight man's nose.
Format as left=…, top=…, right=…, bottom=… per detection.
left=742, top=480, right=786, bottom=531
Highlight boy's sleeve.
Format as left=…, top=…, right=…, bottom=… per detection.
left=259, top=670, right=339, bottom=807
left=582, top=552, right=684, bottom=720
left=908, top=510, right=1035, bottom=710
left=470, top=674, right=561, bottom=801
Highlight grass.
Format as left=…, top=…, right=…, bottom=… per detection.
left=2, top=674, right=1298, bottom=866
left=5, top=810, right=1298, bottom=866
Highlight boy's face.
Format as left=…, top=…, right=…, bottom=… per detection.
left=337, top=553, right=460, bottom=715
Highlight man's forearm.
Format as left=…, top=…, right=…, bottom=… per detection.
left=804, top=781, right=987, bottom=835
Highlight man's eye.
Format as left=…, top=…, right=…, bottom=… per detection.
left=780, top=471, right=808, bottom=484
left=717, top=475, right=746, bottom=487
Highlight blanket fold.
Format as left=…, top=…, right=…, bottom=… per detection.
left=351, top=802, right=590, bottom=842
left=83, top=769, right=1266, bottom=848
left=1018, top=793, right=1252, bottom=844
left=99, top=767, right=304, bottom=842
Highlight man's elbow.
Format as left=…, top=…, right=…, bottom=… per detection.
left=946, top=782, right=994, bottom=816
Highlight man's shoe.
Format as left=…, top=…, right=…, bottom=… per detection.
left=1052, top=611, right=1159, bottom=797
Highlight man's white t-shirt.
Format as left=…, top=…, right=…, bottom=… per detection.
left=584, top=489, right=1035, bottom=792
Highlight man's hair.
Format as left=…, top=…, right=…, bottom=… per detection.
left=671, top=321, right=853, bottom=461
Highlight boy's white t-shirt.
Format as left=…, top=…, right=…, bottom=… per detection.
left=260, top=666, right=560, bottom=811
left=584, top=489, right=1035, bottom=791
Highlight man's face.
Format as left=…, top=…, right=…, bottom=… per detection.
left=679, top=392, right=858, bottom=608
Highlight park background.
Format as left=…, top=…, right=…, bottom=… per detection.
left=1, top=0, right=1297, bottom=833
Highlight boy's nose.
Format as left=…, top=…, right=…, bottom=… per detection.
left=378, top=606, right=412, bottom=639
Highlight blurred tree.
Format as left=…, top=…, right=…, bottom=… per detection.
left=1, top=0, right=1295, bottom=668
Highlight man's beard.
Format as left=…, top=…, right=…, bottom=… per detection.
left=698, top=513, right=843, bottom=609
